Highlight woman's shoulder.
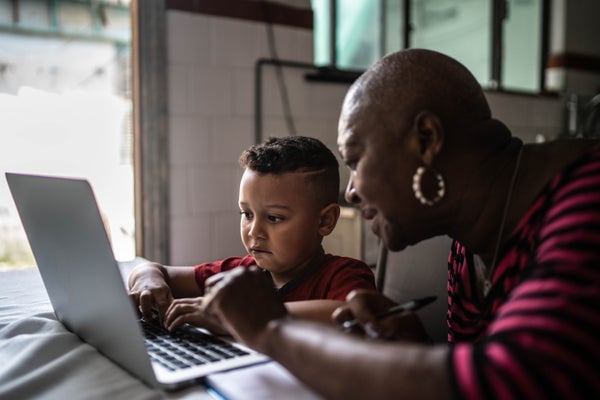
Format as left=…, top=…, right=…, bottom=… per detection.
left=539, top=140, right=600, bottom=191
left=515, top=140, right=600, bottom=212
left=531, top=139, right=600, bottom=169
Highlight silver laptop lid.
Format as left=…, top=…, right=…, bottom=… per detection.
left=6, top=172, right=269, bottom=390
left=6, top=172, right=158, bottom=387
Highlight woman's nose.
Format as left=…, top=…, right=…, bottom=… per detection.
left=345, top=179, right=361, bottom=204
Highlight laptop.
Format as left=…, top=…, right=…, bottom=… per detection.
left=5, top=172, right=269, bottom=390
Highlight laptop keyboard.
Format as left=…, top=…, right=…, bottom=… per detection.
left=140, top=319, right=250, bottom=371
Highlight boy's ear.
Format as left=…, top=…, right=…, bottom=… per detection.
left=318, top=203, right=340, bottom=236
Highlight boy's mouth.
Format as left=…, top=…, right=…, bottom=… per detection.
left=250, top=246, right=270, bottom=254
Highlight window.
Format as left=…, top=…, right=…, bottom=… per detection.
left=0, top=0, right=134, bottom=270
left=313, top=0, right=391, bottom=71
left=502, top=0, right=544, bottom=92
left=312, top=0, right=547, bottom=93
left=410, top=0, right=492, bottom=87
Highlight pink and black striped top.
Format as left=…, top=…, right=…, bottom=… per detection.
left=447, top=144, right=600, bottom=400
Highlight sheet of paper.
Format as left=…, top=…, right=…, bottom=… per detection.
left=205, top=361, right=323, bottom=400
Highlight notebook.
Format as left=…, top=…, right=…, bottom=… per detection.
left=5, top=172, right=269, bottom=390
left=205, top=361, right=323, bottom=400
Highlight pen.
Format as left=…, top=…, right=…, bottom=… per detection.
left=341, top=295, right=437, bottom=331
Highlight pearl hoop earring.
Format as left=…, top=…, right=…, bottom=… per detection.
left=412, top=166, right=445, bottom=206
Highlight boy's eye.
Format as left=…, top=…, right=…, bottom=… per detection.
left=240, top=211, right=253, bottom=220
left=268, top=215, right=283, bottom=223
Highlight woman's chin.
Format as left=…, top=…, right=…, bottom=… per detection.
left=374, top=220, right=407, bottom=252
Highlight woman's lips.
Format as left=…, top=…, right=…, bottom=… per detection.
left=361, top=208, right=377, bottom=220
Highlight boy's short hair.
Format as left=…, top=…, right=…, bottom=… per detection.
left=239, top=136, right=340, bottom=207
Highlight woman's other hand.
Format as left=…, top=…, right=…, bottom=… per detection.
left=333, top=289, right=430, bottom=342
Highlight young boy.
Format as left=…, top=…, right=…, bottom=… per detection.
left=128, top=136, right=375, bottom=333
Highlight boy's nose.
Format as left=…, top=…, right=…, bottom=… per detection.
left=248, top=219, right=266, bottom=238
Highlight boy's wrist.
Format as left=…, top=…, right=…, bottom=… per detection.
left=128, top=262, right=166, bottom=288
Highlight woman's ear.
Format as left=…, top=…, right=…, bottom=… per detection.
left=412, top=111, right=445, bottom=166
left=318, top=203, right=340, bottom=236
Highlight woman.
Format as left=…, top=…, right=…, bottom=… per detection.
left=199, top=49, right=600, bottom=400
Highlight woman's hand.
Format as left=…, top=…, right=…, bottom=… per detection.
left=202, top=266, right=289, bottom=350
left=333, top=289, right=430, bottom=342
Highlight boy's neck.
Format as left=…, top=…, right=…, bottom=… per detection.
left=271, top=247, right=325, bottom=293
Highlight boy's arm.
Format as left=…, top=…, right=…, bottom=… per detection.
left=285, top=300, right=344, bottom=324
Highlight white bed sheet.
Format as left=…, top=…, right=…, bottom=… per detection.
left=0, top=264, right=211, bottom=400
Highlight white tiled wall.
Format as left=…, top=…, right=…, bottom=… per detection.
left=166, top=10, right=345, bottom=265
left=166, top=10, right=565, bottom=266
left=486, top=92, right=564, bottom=143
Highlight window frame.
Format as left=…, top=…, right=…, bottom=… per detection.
left=131, top=0, right=170, bottom=264
left=318, top=0, right=551, bottom=94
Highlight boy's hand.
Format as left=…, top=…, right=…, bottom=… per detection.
left=333, top=289, right=430, bottom=342
left=164, top=297, right=230, bottom=336
left=128, top=262, right=174, bottom=322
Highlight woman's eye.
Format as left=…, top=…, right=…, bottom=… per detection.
left=240, top=211, right=252, bottom=220
left=345, top=159, right=358, bottom=170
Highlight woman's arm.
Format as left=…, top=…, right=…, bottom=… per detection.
left=203, top=267, right=452, bottom=400
left=262, top=318, right=451, bottom=400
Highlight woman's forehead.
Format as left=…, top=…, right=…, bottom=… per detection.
left=338, top=119, right=394, bottom=156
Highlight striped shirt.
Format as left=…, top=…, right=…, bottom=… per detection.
left=447, top=145, right=600, bottom=400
